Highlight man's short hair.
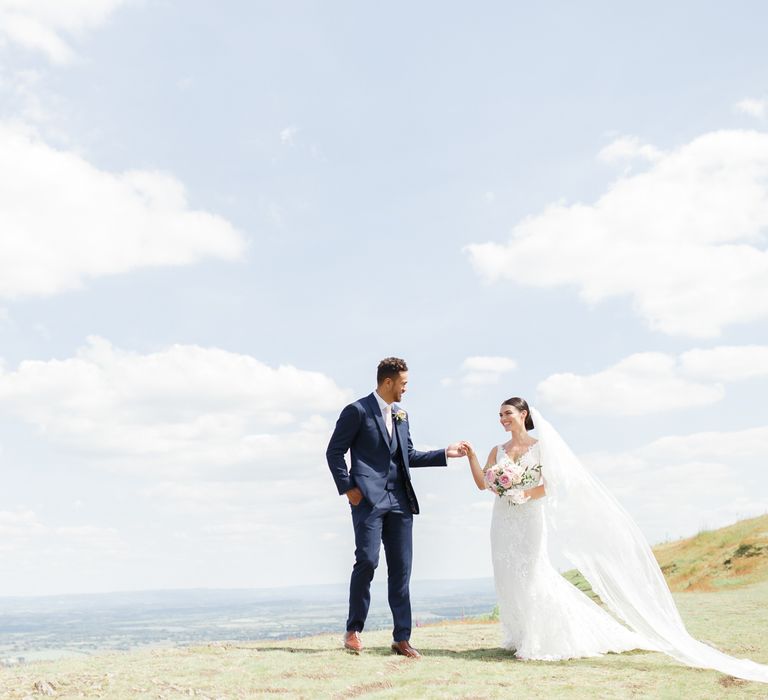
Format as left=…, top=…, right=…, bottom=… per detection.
left=377, top=357, right=408, bottom=384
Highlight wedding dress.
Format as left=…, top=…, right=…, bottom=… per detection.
left=490, top=441, right=655, bottom=660
left=488, top=408, right=768, bottom=682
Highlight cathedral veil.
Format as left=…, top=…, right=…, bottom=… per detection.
left=532, top=407, right=768, bottom=683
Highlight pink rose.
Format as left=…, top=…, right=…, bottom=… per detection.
left=498, top=473, right=512, bottom=489
left=504, top=465, right=524, bottom=483
left=484, top=469, right=495, bottom=486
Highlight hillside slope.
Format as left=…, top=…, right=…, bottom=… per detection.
left=563, top=513, right=768, bottom=598
left=653, top=513, right=768, bottom=592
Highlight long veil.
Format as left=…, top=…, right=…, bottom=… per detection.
left=531, top=407, right=768, bottom=683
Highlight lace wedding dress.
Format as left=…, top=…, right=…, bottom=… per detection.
left=489, top=442, right=654, bottom=660
left=486, top=409, right=768, bottom=683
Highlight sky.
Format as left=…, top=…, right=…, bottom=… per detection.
left=0, top=0, right=767, bottom=597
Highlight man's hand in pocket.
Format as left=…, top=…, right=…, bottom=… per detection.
left=346, top=487, right=363, bottom=506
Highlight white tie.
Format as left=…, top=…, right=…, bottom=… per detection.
left=384, top=404, right=393, bottom=437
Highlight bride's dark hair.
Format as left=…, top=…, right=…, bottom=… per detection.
left=502, top=397, right=534, bottom=430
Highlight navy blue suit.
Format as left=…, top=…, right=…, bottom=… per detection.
left=326, top=393, right=446, bottom=641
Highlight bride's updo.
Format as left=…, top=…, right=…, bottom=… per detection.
left=502, top=397, right=534, bottom=430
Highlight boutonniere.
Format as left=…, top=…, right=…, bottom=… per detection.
left=392, top=408, right=407, bottom=423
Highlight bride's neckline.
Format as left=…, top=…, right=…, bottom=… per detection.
left=500, top=440, right=539, bottom=462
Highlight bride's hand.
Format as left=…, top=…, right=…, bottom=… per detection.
left=460, top=440, right=475, bottom=457
left=446, top=442, right=468, bottom=458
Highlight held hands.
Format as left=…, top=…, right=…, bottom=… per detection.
left=446, top=442, right=470, bottom=458
left=458, top=440, right=475, bottom=458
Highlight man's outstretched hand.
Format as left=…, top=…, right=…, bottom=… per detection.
left=446, top=442, right=469, bottom=458
left=346, top=487, right=363, bottom=506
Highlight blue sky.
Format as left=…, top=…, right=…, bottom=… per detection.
left=0, top=1, right=767, bottom=596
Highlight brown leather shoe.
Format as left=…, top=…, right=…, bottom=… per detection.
left=391, top=640, right=421, bottom=659
left=344, top=631, right=363, bottom=654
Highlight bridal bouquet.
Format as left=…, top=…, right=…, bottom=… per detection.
left=484, top=460, right=541, bottom=505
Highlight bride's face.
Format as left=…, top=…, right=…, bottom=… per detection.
left=499, top=404, right=526, bottom=432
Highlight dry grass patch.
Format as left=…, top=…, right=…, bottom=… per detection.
left=653, top=513, right=768, bottom=592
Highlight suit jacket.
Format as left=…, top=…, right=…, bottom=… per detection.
left=326, top=393, right=447, bottom=514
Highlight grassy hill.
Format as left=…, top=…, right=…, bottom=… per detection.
left=1, top=515, right=767, bottom=699
left=653, top=513, right=768, bottom=592
left=563, top=513, right=768, bottom=601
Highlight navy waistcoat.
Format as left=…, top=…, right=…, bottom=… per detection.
left=385, top=422, right=405, bottom=491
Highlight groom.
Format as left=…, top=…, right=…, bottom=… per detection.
left=326, top=357, right=466, bottom=659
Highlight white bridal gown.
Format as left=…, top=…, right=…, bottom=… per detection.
left=487, top=410, right=768, bottom=683
left=489, top=443, right=653, bottom=660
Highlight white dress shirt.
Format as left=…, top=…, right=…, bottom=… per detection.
left=374, top=390, right=393, bottom=437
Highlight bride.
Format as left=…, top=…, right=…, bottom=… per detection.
left=462, top=397, right=768, bottom=682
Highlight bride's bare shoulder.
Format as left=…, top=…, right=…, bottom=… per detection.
left=485, top=445, right=500, bottom=468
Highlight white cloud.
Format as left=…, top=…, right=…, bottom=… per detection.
left=679, top=344, right=768, bottom=381
left=538, top=344, right=768, bottom=416
left=0, top=508, right=45, bottom=540
left=144, top=481, right=252, bottom=514
left=0, top=123, right=247, bottom=300
left=537, top=352, right=725, bottom=415
left=598, top=135, right=663, bottom=164
left=735, top=98, right=767, bottom=119
left=0, top=336, right=351, bottom=476
left=145, top=479, right=339, bottom=533
left=280, top=125, right=299, bottom=146
left=644, top=424, right=768, bottom=462
left=443, top=355, right=517, bottom=388
left=0, top=507, right=129, bottom=594
left=0, top=0, right=130, bottom=64
left=0, top=508, right=118, bottom=553
left=581, top=426, right=768, bottom=544
left=462, top=372, right=506, bottom=386
left=0, top=68, right=54, bottom=126
left=466, top=129, right=768, bottom=338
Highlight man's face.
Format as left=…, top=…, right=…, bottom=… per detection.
left=391, top=371, right=408, bottom=402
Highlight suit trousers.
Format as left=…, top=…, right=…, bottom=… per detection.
left=346, top=486, right=414, bottom=642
